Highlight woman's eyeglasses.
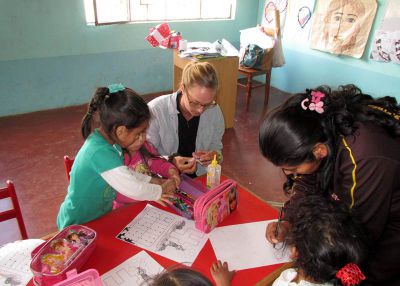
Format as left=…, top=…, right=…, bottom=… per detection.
left=186, top=90, right=217, bottom=110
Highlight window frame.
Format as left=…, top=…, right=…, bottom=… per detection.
left=93, top=0, right=130, bottom=26
left=88, top=0, right=235, bottom=26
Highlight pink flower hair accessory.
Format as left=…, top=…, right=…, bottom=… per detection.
left=301, top=90, right=325, bottom=114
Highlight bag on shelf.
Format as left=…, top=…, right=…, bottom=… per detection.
left=240, top=44, right=273, bottom=70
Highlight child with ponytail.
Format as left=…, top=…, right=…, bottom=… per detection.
left=57, top=84, right=177, bottom=229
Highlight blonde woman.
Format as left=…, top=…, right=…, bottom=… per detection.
left=147, top=62, right=224, bottom=177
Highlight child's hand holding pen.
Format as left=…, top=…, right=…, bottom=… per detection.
left=167, top=167, right=181, bottom=188
left=157, top=179, right=177, bottom=207
left=266, top=207, right=289, bottom=245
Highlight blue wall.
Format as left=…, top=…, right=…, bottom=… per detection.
left=1, top=0, right=399, bottom=117
left=257, top=0, right=400, bottom=99
left=0, top=0, right=257, bottom=116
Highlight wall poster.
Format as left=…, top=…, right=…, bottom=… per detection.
left=370, top=0, right=400, bottom=64
left=310, top=0, right=377, bottom=58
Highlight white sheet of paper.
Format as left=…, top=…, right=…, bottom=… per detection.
left=218, top=39, right=239, bottom=57
left=0, top=239, right=45, bottom=286
left=116, top=204, right=209, bottom=266
left=240, top=27, right=275, bottom=49
left=283, top=0, right=315, bottom=43
left=101, top=251, right=164, bottom=286
left=209, top=220, right=291, bottom=271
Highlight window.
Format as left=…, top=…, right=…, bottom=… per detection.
left=84, top=0, right=236, bottom=25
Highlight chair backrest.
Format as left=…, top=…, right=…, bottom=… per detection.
left=64, top=155, right=75, bottom=182
left=261, top=8, right=281, bottom=39
left=0, top=180, right=28, bottom=241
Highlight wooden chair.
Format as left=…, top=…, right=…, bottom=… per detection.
left=64, top=155, right=75, bottom=182
left=0, top=180, right=28, bottom=241
left=238, top=65, right=273, bottom=111
left=237, top=9, right=280, bottom=110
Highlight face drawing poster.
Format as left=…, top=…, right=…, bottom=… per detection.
left=283, top=0, right=316, bottom=43
left=262, top=0, right=289, bottom=34
left=370, top=0, right=400, bottom=64
left=310, top=0, right=377, bottom=58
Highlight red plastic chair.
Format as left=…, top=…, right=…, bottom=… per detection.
left=64, top=155, right=75, bottom=182
left=0, top=180, right=28, bottom=240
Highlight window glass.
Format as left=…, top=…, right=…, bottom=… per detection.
left=84, top=0, right=235, bottom=25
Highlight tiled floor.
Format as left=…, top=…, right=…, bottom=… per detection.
left=0, top=87, right=291, bottom=239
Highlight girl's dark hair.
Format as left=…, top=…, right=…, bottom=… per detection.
left=284, top=195, right=368, bottom=285
left=148, top=267, right=213, bottom=286
left=81, top=87, right=150, bottom=140
left=259, top=84, right=399, bottom=194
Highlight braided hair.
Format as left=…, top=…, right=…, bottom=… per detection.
left=81, top=86, right=150, bottom=141
left=259, top=84, right=399, bottom=195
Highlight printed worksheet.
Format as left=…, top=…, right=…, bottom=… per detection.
left=116, top=204, right=208, bottom=266
left=0, top=239, right=44, bottom=286
left=101, top=251, right=163, bottom=286
left=209, top=220, right=291, bottom=271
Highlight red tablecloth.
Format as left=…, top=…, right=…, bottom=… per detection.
left=32, top=177, right=282, bottom=285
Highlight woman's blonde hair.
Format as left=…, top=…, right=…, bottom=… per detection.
left=181, top=62, right=219, bottom=91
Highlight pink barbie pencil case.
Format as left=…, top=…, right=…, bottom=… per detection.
left=30, top=225, right=97, bottom=286
left=194, top=179, right=238, bottom=233
left=52, top=269, right=102, bottom=286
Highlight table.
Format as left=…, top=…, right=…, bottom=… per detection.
left=32, top=177, right=287, bottom=285
left=173, top=50, right=239, bottom=129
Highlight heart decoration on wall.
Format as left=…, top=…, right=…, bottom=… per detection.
left=264, top=0, right=288, bottom=23
left=264, top=2, right=277, bottom=23
left=297, top=6, right=311, bottom=29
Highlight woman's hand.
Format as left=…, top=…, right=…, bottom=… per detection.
left=265, top=221, right=290, bottom=244
left=193, top=150, right=217, bottom=167
left=210, top=260, right=235, bottom=286
left=172, top=156, right=197, bottom=174
left=168, top=168, right=181, bottom=187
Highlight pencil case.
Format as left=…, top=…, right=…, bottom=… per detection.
left=53, top=269, right=102, bottom=286
left=30, top=225, right=97, bottom=286
left=169, top=174, right=209, bottom=219
left=194, top=179, right=238, bottom=233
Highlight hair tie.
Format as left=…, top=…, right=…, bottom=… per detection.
left=368, top=104, right=400, bottom=121
left=336, top=263, right=365, bottom=286
left=301, top=90, right=325, bottom=114
left=108, top=83, right=125, bottom=93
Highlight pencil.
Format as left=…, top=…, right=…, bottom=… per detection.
left=274, top=206, right=283, bottom=240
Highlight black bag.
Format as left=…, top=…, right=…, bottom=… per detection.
left=240, top=44, right=265, bottom=70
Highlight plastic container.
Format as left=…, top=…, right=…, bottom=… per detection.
left=30, top=225, right=97, bottom=286
left=53, top=269, right=102, bottom=286
left=206, top=155, right=221, bottom=189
